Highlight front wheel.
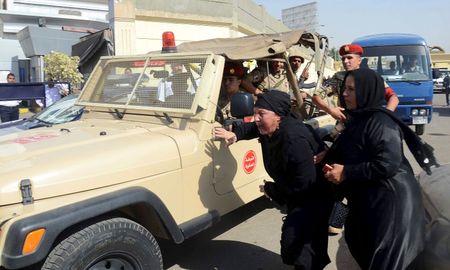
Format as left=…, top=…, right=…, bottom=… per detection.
left=42, top=218, right=163, bottom=270
left=415, top=124, right=425, bottom=136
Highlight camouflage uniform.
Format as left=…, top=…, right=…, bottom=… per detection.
left=245, top=67, right=290, bottom=93
left=217, top=88, right=246, bottom=121
left=314, top=71, right=345, bottom=109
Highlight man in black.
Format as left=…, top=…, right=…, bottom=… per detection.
left=443, top=73, right=450, bottom=106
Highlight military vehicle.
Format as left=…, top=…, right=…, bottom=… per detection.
left=0, top=30, right=334, bottom=269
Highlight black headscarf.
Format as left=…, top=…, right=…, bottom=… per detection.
left=341, top=68, right=385, bottom=114
left=342, top=68, right=439, bottom=174
left=255, top=90, right=291, bottom=117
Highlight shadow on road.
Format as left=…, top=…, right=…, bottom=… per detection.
left=334, top=233, right=360, bottom=270
left=433, top=106, right=450, bottom=118
left=159, top=197, right=288, bottom=269
left=162, top=239, right=288, bottom=270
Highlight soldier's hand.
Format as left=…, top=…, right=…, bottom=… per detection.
left=300, top=69, right=309, bottom=80
left=329, top=107, right=346, bottom=122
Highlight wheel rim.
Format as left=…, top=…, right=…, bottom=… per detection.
left=85, top=253, right=142, bottom=270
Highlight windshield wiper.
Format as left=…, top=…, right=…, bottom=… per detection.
left=114, top=109, right=124, bottom=119
left=34, top=118, right=53, bottom=127
left=405, top=81, right=422, bottom=85
left=163, top=112, right=173, bottom=124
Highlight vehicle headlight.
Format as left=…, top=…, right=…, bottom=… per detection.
left=411, top=109, right=419, bottom=116
left=419, top=109, right=427, bottom=116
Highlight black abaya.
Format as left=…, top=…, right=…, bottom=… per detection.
left=325, top=68, right=427, bottom=270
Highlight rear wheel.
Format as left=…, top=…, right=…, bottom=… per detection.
left=415, top=124, right=425, bottom=136
left=42, top=218, right=163, bottom=270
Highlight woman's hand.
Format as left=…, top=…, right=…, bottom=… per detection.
left=214, top=127, right=237, bottom=146
left=314, top=149, right=327, bottom=164
left=324, top=164, right=345, bottom=185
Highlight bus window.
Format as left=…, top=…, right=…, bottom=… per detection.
left=362, top=45, right=431, bottom=81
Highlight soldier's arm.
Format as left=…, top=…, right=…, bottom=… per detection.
left=385, top=90, right=399, bottom=112
left=311, top=95, right=346, bottom=121
left=240, top=78, right=263, bottom=95
left=384, top=83, right=399, bottom=112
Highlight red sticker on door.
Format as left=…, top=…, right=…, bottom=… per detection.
left=14, top=133, right=58, bottom=144
left=243, top=150, right=256, bottom=174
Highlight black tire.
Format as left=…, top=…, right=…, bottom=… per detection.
left=42, top=218, right=163, bottom=270
left=415, top=124, right=425, bottom=136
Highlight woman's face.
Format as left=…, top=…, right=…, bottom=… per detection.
left=254, top=107, right=280, bottom=135
left=343, top=74, right=357, bottom=110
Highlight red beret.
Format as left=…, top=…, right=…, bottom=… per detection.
left=224, top=63, right=245, bottom=78
left=339, top=44, right=364, bottom=56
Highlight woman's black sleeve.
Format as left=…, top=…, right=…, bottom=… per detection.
left=233, top=122, right=259, bottom=141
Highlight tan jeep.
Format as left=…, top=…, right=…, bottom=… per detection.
left=0, top=30, right=335, bottom=269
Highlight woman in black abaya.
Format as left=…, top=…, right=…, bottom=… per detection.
left=215, top=90, right=334, bottom=270
left=323, top=68, right=431, bottom=270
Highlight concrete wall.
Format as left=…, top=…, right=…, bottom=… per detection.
left=111, top=0, right=289, bottom=56
left=0, top=39, right=25, bottom=82
left=431, top=53, right=450, bottom=70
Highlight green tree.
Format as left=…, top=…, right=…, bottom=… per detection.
left=44, top=51, right=83, bottom=89
left=328, top=47, right=339, bottom=61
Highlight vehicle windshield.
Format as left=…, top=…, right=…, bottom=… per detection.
left=79, top=56, right=207, bottom=112
left=361, top=45, right=431, bottom=82
left=34, top=95, right=83, bottom=124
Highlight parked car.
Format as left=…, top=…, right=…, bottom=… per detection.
left=417, top=164, right=450, bottom=270
left=0, top=94, right=83, bottom=136
left=432, top=68, right=449, bottom=92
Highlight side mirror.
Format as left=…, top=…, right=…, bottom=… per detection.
left=230, top=92, right=254, bottom=118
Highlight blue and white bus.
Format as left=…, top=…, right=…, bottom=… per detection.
left=353, top=33, right=433, bottom=135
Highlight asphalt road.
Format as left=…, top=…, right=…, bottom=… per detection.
left=158, top=92, right=450, bottom=270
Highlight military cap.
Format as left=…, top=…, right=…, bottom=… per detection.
left=339, top=44, right=364, bottom=56
left=288, top=47, right=305, bottom=62
left=224, top=63, right=245, bottom=78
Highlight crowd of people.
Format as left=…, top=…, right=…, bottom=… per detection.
left=214, top=43, right=437, bottom=270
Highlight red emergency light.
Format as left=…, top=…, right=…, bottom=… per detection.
left=161, top=31, right=177, bottom=53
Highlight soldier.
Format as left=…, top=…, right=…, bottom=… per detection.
left=312, top=44, right=399, bottom=122
left=289, top=51, right=306, bottom=81
left=288, top=49, right=318, bottom=99
left=241, top=55, right=290, bottom=95
left=217, top=62, right=246, bottom=122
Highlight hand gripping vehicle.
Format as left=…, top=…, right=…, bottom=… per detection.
left=0, top=30, right=334, bottom=269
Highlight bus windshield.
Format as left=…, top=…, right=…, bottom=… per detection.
left=361, top=45, right=431, bottom=82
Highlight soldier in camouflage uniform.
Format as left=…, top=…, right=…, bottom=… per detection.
left=312, top=44, right=399, bottom=123
left=217, top=62, right=246, bottom=122
left=241, top=56, right=290, bottom=96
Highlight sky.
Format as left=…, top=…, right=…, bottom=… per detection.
left=255, top=0, right=450, bottom=52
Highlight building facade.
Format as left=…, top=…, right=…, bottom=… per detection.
left=110, top=0, right=289, bottom=55
left=0, top=0, right=108, bottom=82
left=281, top=2, right=318, bottom=32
